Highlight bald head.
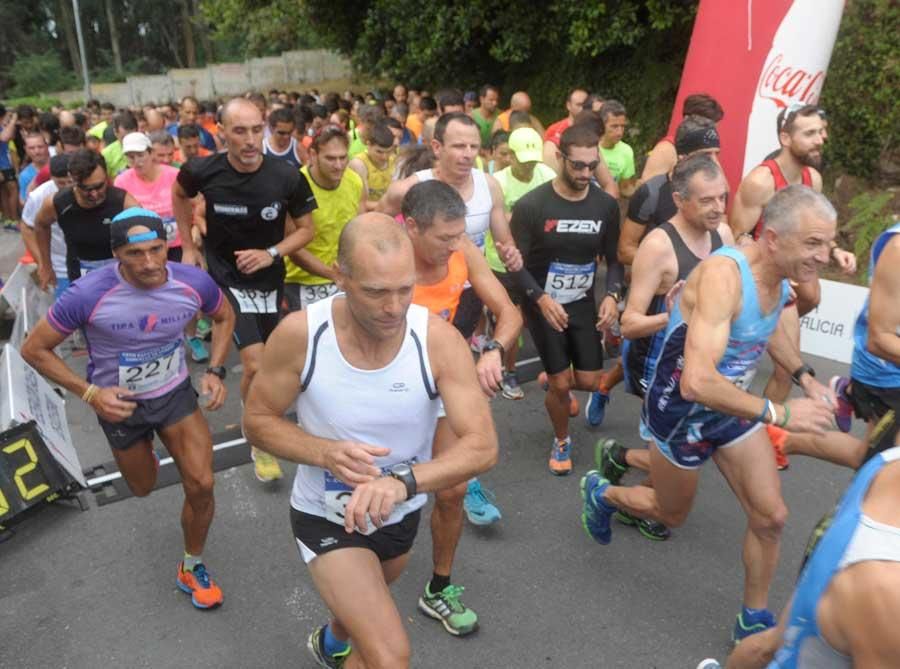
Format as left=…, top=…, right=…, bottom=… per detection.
left=145, top=109, right=165, bottom=132
left=338, top=213, right=413, bottom=278
left=510, top=92, right=532, bottom=112
left=221, top=97, right=263, bottom=127
left=58, top=110, right=76, bottom=128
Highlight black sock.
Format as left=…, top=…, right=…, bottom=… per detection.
left=430, top=573, right=451, bottom=594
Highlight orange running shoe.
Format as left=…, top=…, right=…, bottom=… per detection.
left=177, top=562, right=223, bottom=609
left=548, top=436, right=573, bottom=476
left=765, top=425, right=790, bottom=471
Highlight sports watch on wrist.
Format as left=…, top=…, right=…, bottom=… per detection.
left=790, top=363, right=816, bottom=386
left=389, top=463, right=417, bottom=500
left=481, top=339, right=505, bottom=358
left=266, top=246, right=280, bottom=259
left=205, top=366, right=227, bottom=380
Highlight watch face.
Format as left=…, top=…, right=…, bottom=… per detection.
left=392, top=464, right=411, bottom=477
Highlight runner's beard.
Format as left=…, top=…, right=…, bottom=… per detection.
left=792, top=145, right=822, bottom=170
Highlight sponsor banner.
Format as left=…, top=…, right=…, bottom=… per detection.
left=667, top=0, right=844, bottom=192
left=799, top=279, right=867, bottom=365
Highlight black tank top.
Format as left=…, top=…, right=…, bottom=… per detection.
left=53, top=186, right=128, bottom=279
left=625, top=221, right=723, bottom=397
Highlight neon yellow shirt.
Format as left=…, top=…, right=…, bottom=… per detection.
left=285, top=166, right=363, bottom=285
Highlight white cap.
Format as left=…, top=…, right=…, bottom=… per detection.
left=122, top=132, right=151, bottom=154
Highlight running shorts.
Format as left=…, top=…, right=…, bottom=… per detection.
left=290, top=507, right=421, bottom=564
left=222, top=284, right=283, bottom=349
left=523, top=297, right=603, bottom=375
left=97, top=376, right=198, bottom=450
left=849, top=378, right=900, bottom=463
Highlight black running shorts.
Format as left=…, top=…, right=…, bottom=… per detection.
left=290, top=507, right=421, bottom=564
left=97, top=376, right=198, bottom=450
left=523, top=297, right=603, bottom=375
left=849, top=378, right=900, bottom=462
left=221, top=284, right=282, bottom=349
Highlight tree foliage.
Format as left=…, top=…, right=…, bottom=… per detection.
left=819, top=0, right=899, bottom=181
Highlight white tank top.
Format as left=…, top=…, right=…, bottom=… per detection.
left=415, top=168, right=492, bottom=250
left=289, top=295, right=441, bottom=531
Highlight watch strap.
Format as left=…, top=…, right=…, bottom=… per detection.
left=791, top=363, right=815, bottom=386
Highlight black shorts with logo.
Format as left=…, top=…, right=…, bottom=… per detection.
left=290, top=507, right=421, bottom=564
left=97, top=376, right=198, bottom=450
left=523, top=297, right=603, bottom=375
left=849, top=378, right=900, bottom=462
left=221, top=284, right=283, bottom=349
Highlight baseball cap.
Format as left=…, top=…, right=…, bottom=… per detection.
left=121, top=132, right=151, bottom=154
left=508, top=127, right=543, bottom=163
left=109, top=208, right=167, bottom=250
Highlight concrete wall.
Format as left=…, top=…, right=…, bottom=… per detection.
left=44, top=49, right=350, bottom=106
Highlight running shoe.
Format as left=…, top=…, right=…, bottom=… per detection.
left=594, top=438, right=629, bottom=485
left=468, top=334, right=489, bottom=353
left=732, top=607, right=776, bottom=644
left=176, top=561, right=223, bottom=609
left=614, top=509, right=671, bottom=541
left=307, top=625, right=351, bottom=668
left=195, top=317, right=212, bottom=341
left=549, top=436, right=573, bottom=475
left=188, top=336, right=210, bottom=363
left=765, top=425, right=790, bottom=471
left=585, top=390, right=610, bottom=427
left=418, top=582, right=478, bottom=636
left=501, top=372, right=525, bottom=400
left=580, top=470, right=615, bottom=544
left=463, top=478, right=501, bottom=525
left=251, top=446, right=283, bottom=481
left=695, top=661, right=721, bottom=669
left=536, top=371, right=579, bottom=416
left=829, top=375, right=853, bottom=433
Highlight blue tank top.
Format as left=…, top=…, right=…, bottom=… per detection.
left=770, top=446, right=900, bottom=668
left=850, top=222, right=900, bottom=388
left=643, top=246, right=790, bottom=439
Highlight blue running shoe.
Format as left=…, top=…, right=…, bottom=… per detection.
left=463, top=478, right=501, bottom=525
left=549, top=436, right=573, bottom=475
left=732, top=607, right=776, bottom=644
left=580, top=470, right=615, bottom=544
left=585, top=390, right=610, bottom=427
left=188, top=336, right=210, bottom=363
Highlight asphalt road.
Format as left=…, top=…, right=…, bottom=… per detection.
left=0, top=331, right=860, bottom=669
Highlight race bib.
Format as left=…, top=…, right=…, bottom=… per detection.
left=324, top=470, right=376, bottom=535
left=545, top=261, right=596, bottom=304
left=299, top=283, right=339, bottom=310
left=229, top=287, right=278, bottom=314
left=118, top=340, right=182, bottom=394
left=161, top=217, right=178, bottom=243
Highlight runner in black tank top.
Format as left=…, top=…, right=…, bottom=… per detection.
left=594, top=154, right=733, bottom=542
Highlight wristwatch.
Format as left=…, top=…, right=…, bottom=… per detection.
left=791, top=363, right=815, bottom=386
left=606, top=290, right=623, bottom=303
left=266, top=246, right=280, bottom=259
left=205, top=365, right=227, bottom=380
left=481, top=339, right=505, bottom=358
left=389, top=463, right=417, bottom=500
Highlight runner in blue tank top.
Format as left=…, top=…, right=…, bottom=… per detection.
left=581, top=185, right=838, bottom=644
left=697, top=446, right=900, bottom=668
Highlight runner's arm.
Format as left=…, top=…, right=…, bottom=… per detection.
left=205, top=292, right=235, bottom=367
left=594, top=158, right=620, bottom=199
left=172, top=179, right=198, bottom=258
left=867, top=234, right=900, bottom=365
left=412, top=316, right=498, bottom=493
left=508, top=194, right=545, bottom=302
left=680, top=259, right=772, bottom=419
left=620, top=230, right=671, bottom=339
left=347, top=158, right=370, bottom=209
left=276, top=211, right=314, bottom=257
left=617, top=216, right=645, bottom=265
left=463, top=238, right=522, bottom=353
left=542, top=140, right=559, bottom=172
left=0, top=113, right=16, bottom=142
left=486, top=173, right=514, bottom=246
left=289, top=249, right=337, bottom=283
left=602, top=204, right=625, bottom=296
left=640, top=141, right=676, bottom=183
left=730, top=169, right=771, bottom=238
left=21, top=319, right=93, bottom=398
left=376, top=176, right=410, bottom=216
left=32, top=195, right=57, bottom=271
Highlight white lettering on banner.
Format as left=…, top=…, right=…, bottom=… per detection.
left=798, top=279, right=868, bottom=365
left=556, top=219, right=602, bottom=234
left=741, top=0, right=844, bottom=177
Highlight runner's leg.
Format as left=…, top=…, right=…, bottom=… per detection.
left=111, top=436, right=159, bottom=497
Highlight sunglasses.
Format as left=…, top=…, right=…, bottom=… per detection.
left=76, top=181, right=107, bottom=193
left=562, top=154, right=600, bottom=172
left=779, top=102, right=827, bottom=131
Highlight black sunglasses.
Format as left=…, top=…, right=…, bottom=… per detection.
left=76, top=181, right=107, bottom=193
left=561, top=154, right=600, bottom=172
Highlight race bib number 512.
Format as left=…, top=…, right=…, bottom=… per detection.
left=545, top=261, right=596, bottom=305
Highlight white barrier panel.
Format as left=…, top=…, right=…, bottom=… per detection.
left=9, top=278, right=53, bottom=351
left=0, top=344, right=85, bottom=487
left=0, top=263, right=34, bottom=312
left=799, top=278, right=869, bottom=365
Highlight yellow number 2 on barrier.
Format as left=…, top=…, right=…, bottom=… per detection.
left=0, top=487, right=9, bottom=518
left=3, top=438, right=50, bottom=501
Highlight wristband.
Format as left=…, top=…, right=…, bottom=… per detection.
left=757, top=399, right=770, bottom=423
left=777, top=404, right=791, bottom=428
left=82, top=384, right=98, bottom=404
left=767, top=401, right=778, bottom=426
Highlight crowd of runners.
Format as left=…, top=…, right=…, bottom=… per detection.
left=3, top=83, right=900, bottom=668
